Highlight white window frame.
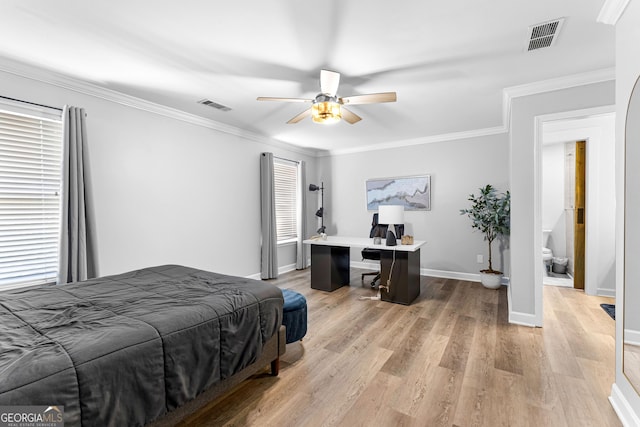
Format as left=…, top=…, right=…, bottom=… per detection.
left=0, top=99, right=63, bottom=290
left=273, top=158, right=299, bottom=245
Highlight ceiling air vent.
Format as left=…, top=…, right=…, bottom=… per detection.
left=197, top=99, right=232, bottom=112
left=526, top=18, right=565, bottom=51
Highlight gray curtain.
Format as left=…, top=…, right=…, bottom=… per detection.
left=58, top=106, right=97, bottom=284
left=260, top=153, right=278, bottom=279
left=296, top=160, right=308, bottom=269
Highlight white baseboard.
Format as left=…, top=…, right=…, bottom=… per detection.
left=598, top=288, right=617, bottom=298
left=246, top=263, right=297, bottom=281
left=418, top=268, right=511, bottom=286
left=508, top=310, right=540, bottom=327
left=351, top=261, right=379, bottom=271
left=278, top=263, right=297, bottom=275
left=420, top=268, right=480, bottom=282
left=624, top=329, right=640, bottom=346
left=610, top=383, right=640, bottom=427
left=257, top=259, right=513, bottom=288
left=350, top=262, right=511, bottom=286
left=507, top=286, right=541, bottom=327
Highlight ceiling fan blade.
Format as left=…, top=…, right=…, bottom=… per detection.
left=320, top=69, right=340, bottom=96
left=341, top=107, right=362, bottom=124
left=339, top=92, right=397, bottom=105
left=257, top=97, right=313, bottom=103
left=287, top=108, right=312, bottom=124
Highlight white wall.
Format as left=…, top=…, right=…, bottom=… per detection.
left=0, top=68, right=317, bottom=279
left=509, top=81, right=615, bottom=325
left=613, top=0, right=640, bottom=423
left=590, top=116, right=617, bottom=297
left=542, top=142, right=567, bottom=258
left=317, top=133, right=510, bottom=279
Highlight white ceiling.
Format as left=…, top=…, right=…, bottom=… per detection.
left=0, top=0, right=614, bottom=153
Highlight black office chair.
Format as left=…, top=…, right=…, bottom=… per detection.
left=361, top=214, right=404, bottom=288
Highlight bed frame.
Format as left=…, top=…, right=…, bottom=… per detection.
left=149, top=325, right=286, bottom=426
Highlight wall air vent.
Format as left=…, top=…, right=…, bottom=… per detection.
left=197, top=99, right=232, bottom=112
left=526, top=18, right=565, bottom=51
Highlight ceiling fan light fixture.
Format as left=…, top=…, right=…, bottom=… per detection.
left=312, top=101, right=342, bottom=124
left=257, top=70, right=396, bottom=125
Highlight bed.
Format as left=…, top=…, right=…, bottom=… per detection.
left=0, top=264, right=285, bottom=426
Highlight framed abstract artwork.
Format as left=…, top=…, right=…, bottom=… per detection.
left=366, top=175, right=431, bottom=211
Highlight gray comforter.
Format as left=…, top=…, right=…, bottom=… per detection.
left=0, top=265, right=283, bottom=426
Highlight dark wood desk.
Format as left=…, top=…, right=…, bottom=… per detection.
left=303, top=236, right=425, bottom=305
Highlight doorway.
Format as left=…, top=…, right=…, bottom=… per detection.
left=538, top=111, right=616, bottom=299
left=541, top=139, right=587, bottom=289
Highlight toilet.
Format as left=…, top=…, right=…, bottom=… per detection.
left=542, top=229, right=553, bottom=272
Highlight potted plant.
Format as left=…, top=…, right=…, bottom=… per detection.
left=460, top=185, right=510, bottom=289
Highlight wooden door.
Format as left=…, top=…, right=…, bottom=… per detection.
left=574, top=140, right=586, bottom=289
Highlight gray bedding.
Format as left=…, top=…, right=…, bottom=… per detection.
left=0, top=265, right=283, bottom=426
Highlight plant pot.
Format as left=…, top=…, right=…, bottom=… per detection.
left=479, top=270, right=502, bottom=289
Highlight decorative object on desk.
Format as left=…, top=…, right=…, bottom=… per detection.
left=379, top=205, right=404, bottom=246
left=366, top=175, right=430, bottom=211
left=309, top=182, right=326, bottom=234
left=460, top=184, right=510, bottom=289
left=401, top=235, right=414, bottom=245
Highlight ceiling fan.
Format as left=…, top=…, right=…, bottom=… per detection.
left=257, top=69, right=397, bottom=125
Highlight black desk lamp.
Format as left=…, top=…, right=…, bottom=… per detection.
left=309, top=182, right=325, bottom=234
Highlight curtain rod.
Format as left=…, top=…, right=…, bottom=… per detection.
left=0, top=95, right=63, bottom=112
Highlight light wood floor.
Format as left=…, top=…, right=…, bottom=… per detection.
left=180, top=269, right=619, bottom=427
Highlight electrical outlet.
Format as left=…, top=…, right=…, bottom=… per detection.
left=476, top=254, right=484, bottom=263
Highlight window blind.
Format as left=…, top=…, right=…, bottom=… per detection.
left=0, top=109, right=63, bottom=288
left=273, top=159, right=298, bottom=242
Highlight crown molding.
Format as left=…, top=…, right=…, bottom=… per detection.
left=0, top=56, right=615, bottom=159
left=597, top=0, right=630, bottom=25
left=503, top=68, right=615, bottom=99
left=325, top=125, right=507, bottom=156
left=502, top=67, right=615, bottom=129
left=0, top=57, right=319, bottom=158
left=329, top=68, right=615, bottom=157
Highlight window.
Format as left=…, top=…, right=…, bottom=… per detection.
left=273, top=159, right=298, bottom=243
left=0, top=107, right=63, bottom=289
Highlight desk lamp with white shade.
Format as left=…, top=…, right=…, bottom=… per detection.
left=379, top=205, right=404, bottom=246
